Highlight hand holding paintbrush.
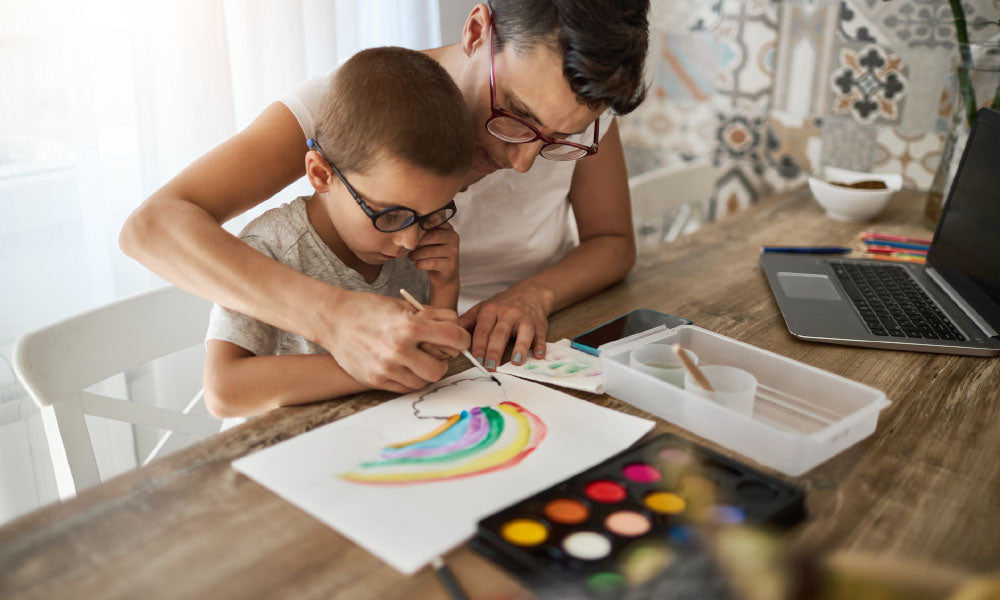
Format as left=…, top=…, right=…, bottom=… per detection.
left=400, top=289, right=501, bottom=386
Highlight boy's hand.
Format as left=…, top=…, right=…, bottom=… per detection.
left=319, top=292, right=469, bottom=393
left=415, top=307, right=462, bottom=361
left=409, top=223, right=459, bottom=288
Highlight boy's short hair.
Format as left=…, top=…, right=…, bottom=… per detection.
left=315, top=47, right=473, bottom=176
left=489, top=0, right=650, bottom=116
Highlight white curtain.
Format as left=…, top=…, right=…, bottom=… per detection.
left=0, top=0, right=442, bottom=523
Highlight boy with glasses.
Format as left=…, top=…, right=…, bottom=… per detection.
left=202, top=47, right=473, bottom=419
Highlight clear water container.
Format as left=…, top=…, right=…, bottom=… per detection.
left=600, top=326, right=890, bottom=476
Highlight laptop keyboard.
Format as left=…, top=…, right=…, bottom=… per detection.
left=831, top=262, right=966, bottom=340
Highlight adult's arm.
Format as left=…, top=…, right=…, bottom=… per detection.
left=120, top=102, right=470, bottom=391
left=459, top=119, right=636, bottom=369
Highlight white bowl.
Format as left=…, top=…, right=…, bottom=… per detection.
left=807, top=167, right=902, bottom=222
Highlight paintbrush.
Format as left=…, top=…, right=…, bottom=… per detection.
left=671, top=343, right=714, bottom=391
left=399, top=288, right=501, bottom=386
left=431, top=556, right=469, bottom=600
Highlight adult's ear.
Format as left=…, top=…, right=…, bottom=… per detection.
left=305, top=151, right=333, bottom=193
left=461, top=3, right=492, bottom=58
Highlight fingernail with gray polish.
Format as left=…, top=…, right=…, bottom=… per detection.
left=486, top=359, right=496, bottom=370
left=513, top=352, right=523, bottom=363
left=476, top=356, right=485, bottom=365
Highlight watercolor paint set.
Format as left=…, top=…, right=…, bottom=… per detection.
left=471, top=432, right=805, bottom=597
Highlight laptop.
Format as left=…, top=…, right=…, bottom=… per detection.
left=761, top=108, right=1000, bottom=357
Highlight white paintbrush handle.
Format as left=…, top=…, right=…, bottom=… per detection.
left=400, top=289, right=495, bottom=380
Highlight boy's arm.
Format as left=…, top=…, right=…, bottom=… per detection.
left=203, top=340, right=367, bottom=418
left=428, top=282, right=460, bottom=311
left=411, top=223, right=461, bottom=311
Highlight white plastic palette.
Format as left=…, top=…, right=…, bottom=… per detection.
left=601, top=326, right=890, bottom=476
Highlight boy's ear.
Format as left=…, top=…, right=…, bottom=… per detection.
left=305, top=151, right=333, bottom=192
left=461, top=3, right=491, bottom=58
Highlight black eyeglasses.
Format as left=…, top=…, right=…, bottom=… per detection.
left=486, top=21, right=599, bottom=160
left=307, top=139, right=457, bottom=233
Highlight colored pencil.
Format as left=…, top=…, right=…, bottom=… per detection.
left=863, top=253, right=926, bottom=264
left=860, top=232, right=932, bottom=245
left=861, top=239, right=930, bottom=251
left=881, top=253, right=929, bottom=260
left=399, top=288, right=501, bottom=386
left=431, top=557, right=469, bottom=600
left=865, top=245, right=928, bottom=256
left=761, top=246, right=852, bottom=254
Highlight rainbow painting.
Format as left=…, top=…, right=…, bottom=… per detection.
left=232, top=369, right=655, bottom=575
left=341, top=401, right=547, bottom=485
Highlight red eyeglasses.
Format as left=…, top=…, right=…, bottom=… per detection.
left=485, top=22, right=600, bottom=160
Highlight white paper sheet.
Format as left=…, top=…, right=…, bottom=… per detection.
left=232, top=369, right=653, bottom=574
left=497, top=338, right=604, bottom=393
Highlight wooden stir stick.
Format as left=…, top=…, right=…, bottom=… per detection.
left=671, top=343, right=714, bottom=391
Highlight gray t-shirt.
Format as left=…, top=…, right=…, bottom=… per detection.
left=206, top=196, right=429, bottom=356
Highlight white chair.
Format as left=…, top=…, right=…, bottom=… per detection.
left=13, top=285, right=221, bottom=500
left=629, top=160, right=717, bottom=251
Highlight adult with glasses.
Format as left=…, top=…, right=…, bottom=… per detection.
left=121, top=0, right=650, bottom=393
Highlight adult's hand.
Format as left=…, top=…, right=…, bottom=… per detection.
left=455, top=121, right=635, bottom=373
left=458, top=283, right=554, bottom=371
left=319, top=290, right=470, bottom=393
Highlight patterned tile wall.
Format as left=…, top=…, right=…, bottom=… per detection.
left=619, top=0, right=1000, bottom=221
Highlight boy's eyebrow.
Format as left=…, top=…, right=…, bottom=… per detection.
left=363, top=197, right=391, bottom=210
left=346, top=183, right=390, bottom=211
left=505, top=90, right=588, bottom=137
left=359, top=194, right=406, bottom=213
left=355, top=188, right=438, bottom=216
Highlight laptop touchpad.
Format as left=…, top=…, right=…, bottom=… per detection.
left=777, top=272, right=842, bottom=301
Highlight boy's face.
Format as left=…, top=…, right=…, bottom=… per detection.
left=312, top=152, right=464, bottom=267
left=460, top=15, right=605, bottom=178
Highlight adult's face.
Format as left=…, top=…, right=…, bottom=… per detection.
left=461, top=8, right=605, bottom=178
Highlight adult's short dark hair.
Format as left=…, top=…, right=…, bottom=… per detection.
left=315, top=46, right=474, bottom=176
left=489, top=0, right=650, bottom=115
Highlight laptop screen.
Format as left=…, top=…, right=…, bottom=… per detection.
left=928, top=108, right=1000, bottom=331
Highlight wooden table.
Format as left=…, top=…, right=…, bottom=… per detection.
left=2, top=187, right=998, bottom=599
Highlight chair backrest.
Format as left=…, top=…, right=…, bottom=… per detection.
left=13, top=285, right=221, bottom=499
left=629, top=160, right=717, bottom=249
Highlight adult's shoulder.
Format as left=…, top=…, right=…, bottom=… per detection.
left=279, top=68, right=338, bottom=138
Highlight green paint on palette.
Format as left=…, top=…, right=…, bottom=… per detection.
left=586, top=572, right=627, bottom=592
left=548, top=363, right=564, bottom=369
left=524, top=364, right=538, bottom=370
left=566, top=365, right=584, bottom=373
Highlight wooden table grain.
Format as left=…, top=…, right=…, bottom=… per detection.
left=2, top=187, right=998, bottom=599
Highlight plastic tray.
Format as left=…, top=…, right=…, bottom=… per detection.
left=600, top=326, right=890, bottom=476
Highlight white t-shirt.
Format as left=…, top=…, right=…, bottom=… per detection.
left=280, top=69, right=611, bottom=313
